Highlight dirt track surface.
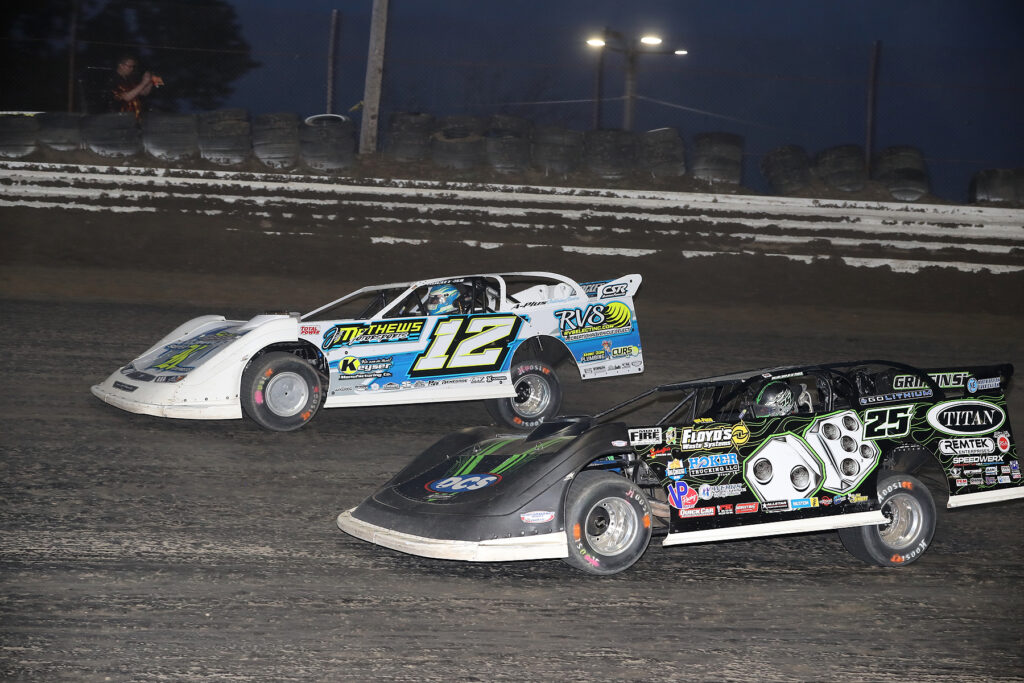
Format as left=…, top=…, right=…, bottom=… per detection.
left=2, top=292, right=1023, bottom=681
left=2, top=177, right=1024, bottom=680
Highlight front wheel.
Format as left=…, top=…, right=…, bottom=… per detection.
left=838, top=472, right=936, bottom=567
left=484, top=360, right=561, bottom=430
left=240, top=351, right=322, bottom=431
left=562, top=471, right=652, bottom=575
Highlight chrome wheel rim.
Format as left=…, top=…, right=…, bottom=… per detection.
left=585, top=497, right=638, bottom=556
left=264, top=371, right=309, bottom=417
left=878, top=492, right=923, bottom=549
left=512, top=374, right=550, bottom=419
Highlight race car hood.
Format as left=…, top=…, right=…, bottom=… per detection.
left=346, top=421, right=632, bottom=543
left=129, top=313, right=299, bottom=379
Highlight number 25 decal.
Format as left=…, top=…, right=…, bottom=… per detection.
left=411, top=314, right=522, bottom=377
left=863, top=404, right=915, bottom=440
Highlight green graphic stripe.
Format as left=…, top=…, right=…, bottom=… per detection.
left=454, top=439, right=517, bottom=475
left=491, top=438, right=569, bottom=474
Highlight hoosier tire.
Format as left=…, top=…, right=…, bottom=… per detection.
left=838, top=473, right=936, bottom=567
left=484, top=360, right=561, bottom=430
left=563, top=471, right=652, bottom=575
left=241, top=352, right=322, bottom=432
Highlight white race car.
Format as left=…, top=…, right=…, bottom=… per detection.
left=91, top=272, right=645, bottom=431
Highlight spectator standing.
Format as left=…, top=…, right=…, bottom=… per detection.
left=108, top=55, right=154, bottom=118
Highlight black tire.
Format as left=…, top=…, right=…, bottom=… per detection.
left=484, top=360, right=561, bottom=429
left=838, top=472, right=936, bottom=567
left=240, top=352, right=322, bottom=432
left=563, top=471, right=652, bottom=575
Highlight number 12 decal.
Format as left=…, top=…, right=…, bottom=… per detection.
left=411, top=314, right=522, bottom=377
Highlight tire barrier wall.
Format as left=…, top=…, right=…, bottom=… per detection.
left=0, top=112, right=1019, bottom=206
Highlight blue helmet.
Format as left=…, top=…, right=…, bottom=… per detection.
left=425, top=284, right=462, bottom=314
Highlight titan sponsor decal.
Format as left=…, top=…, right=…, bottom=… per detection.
left=555, top=301, right=632, bottom=341
left=892, top=371, right=971, bottom=390
left=112, top=380, right=138, bottom=392
left=629, top=427, right=662, bottom=447
left=322, top=319, right=425, bottom=349
left=859, top=389, right=932, bottom=405
left=665, top=423, right=750, bottom=451
left=926, top=400, right=1006, bottom=436
left=938, top=438, right=995, bottom=456
left=425, top=473, right=502, bottom=493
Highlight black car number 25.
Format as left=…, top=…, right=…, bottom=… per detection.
left=863, top=404, right=915, bottom=439
left=411, top=314, right=522, bottom=377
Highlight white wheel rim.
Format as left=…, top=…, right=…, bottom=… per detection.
left=585, top=496, right=639, bottom=556
left=512, top=374, right=550, bottom=419
left=264, top=371, right=309, bottom=417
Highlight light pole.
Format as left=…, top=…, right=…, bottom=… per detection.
left=586, top=29, right=687, bottom=131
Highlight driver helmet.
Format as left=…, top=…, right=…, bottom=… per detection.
left=753, top=380, right=795, bottom=417
left=425, top=283, right=462, bottom=314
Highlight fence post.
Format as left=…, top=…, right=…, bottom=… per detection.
left=359, top=0, right=389, bottom=155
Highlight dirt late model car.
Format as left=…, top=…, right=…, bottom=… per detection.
left=337, top=360, right=1022, bottom=575
left=91, top=272, right=644, bottom=432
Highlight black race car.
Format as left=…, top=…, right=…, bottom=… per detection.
left=337, top=360, right=1021, bottom=575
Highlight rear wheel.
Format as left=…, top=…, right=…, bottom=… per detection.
left=484, top=360, right=561, bottom=430
left=838, top=472, right=936, bottom=567
left=240, top=351, right=322, bottom=431
left=562, top=471, right=652, bottom=575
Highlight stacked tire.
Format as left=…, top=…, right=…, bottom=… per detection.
left=872, top=146, right=929, bottom=201
left=82, top=113, right=141, bottom=158
left=583, top=129, right=636, bottom=180
left=638, top=127, right=686, bottom=178
left=814, top=144, right=867, bottom=192
left=691, top=132, right=744, bottom=185
left=484, top=114, right=532, bottom=174
left=300, top=114, right=356, bottom=172
left=36, top=113, right=82, bottom=152
left=0, top=114, right=39, bottom=158
left=143, top=113, right=199, bottom=162
left=431, top=115, right=485, bottom=170
left=532, top=126, right=583, bottom=175
left=252, top=112, right=300, bottom=169
left=198, top=109, right=250, bottom=166
left=970, top=168, right=1024, bottom=206
left=761, top=144, right=812, bottom=195
left=384, top=112, right=434, bottom=162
